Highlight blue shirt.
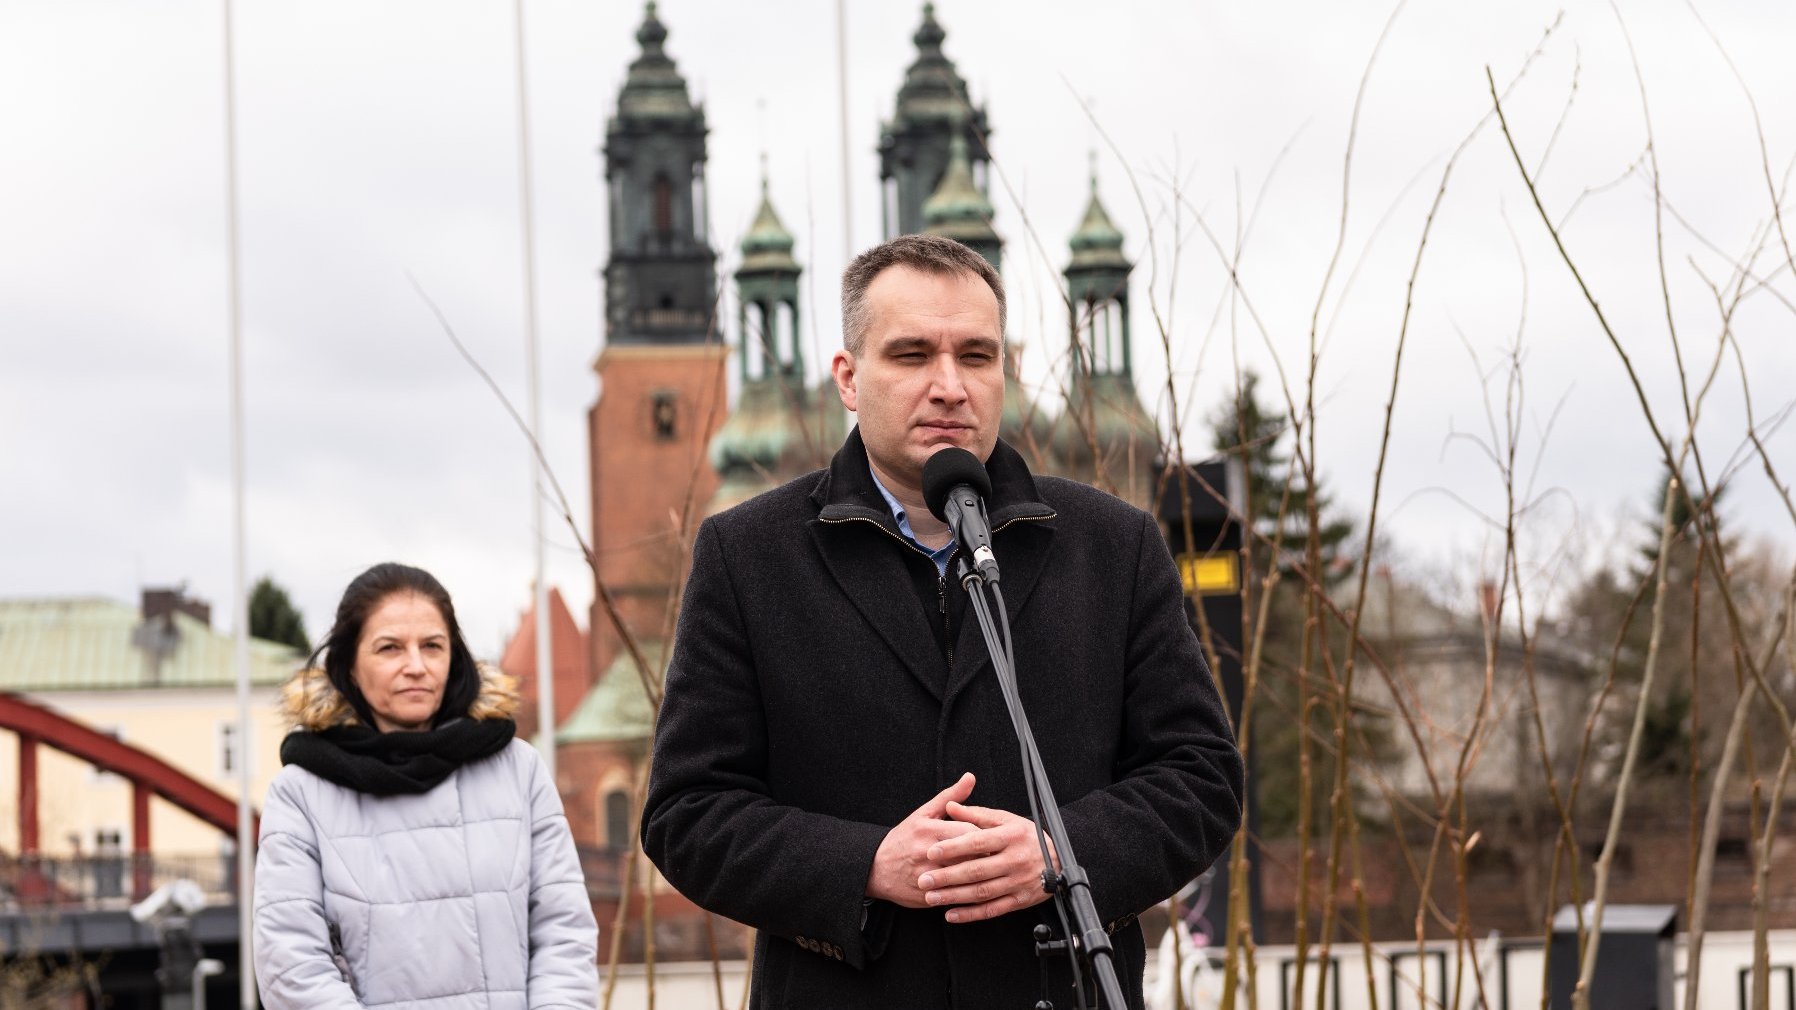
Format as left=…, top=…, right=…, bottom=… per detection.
left=868, top=467, right=956, bottom=577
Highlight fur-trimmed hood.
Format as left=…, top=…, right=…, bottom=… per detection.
left=280, top=663, right=520, bottom=732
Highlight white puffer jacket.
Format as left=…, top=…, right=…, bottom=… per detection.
left=253, top=667, right=598, bottom=1010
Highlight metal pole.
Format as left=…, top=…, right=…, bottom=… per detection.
left=219, top=1, right=255, bottom=1006
left=835, top=0, right=852, bottom=265
left=514, top=0, right=554, bottom=782
left=194, top=958, right=225, bottom=1010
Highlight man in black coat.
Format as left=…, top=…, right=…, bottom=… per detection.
left=642, top=234, right=1244, bottom=1009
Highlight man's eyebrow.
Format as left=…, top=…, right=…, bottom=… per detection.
left=881, top=336, right=934, bottom=353
left=880, top=335, right=1000, bottom=354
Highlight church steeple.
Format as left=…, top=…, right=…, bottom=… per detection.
left=602, top=1, right=718, bottom=346
left=709, top=163, right=844, bottom=514
left=1064, top=160, right=1132, bottom=378
left=1053, top=162, right=1155, bottom=505
left=878, top=4, right=993, bottom=240
left=735, top=160, right=802, bottom=383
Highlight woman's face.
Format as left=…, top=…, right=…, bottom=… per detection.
left=351, top=591, right=450, bottom=733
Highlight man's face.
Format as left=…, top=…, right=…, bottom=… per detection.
left=831, top=265, right=1005, bottom=498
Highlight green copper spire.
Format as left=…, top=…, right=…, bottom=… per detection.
left=1054, top=160, right=1151, bottom=503
left=712, top=159, right=843, bottom=517
left=922, top=132, right=1001, bottom=270
left=892, top=3, right=966, bottom=131
left=1068, top=160, right=1129, bottom=271
left=739, top=161, right=799, bottom=275
left=616, top=1, right=699, bottom=123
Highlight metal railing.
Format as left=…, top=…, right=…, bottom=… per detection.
left=0, top=853, right=238, bottom=910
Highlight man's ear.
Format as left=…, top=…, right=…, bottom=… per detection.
left=830, top=350, right=859, bottom=413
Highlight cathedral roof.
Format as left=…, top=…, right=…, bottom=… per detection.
left=999, top=344, right=1053, bottom=454
left=708, top=380, right=845, bottom=513
left=615, top=2, right=700, bottom=124
left=1048, top=372, right=1157, bottom=467
left=556, top=640, right=661, bottom=745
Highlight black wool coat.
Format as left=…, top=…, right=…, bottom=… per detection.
left=642, top=431, right=1244, bottom=1010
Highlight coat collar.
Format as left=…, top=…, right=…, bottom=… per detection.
left=807, top=429, right=1057, bottom=704
left=809, top=427, right=1056, bottom=528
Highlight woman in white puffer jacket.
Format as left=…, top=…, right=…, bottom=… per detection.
left=254, top=563, right=598, bottom=1010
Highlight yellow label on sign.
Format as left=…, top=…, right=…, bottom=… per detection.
left=1177, top=553, right=1240, bottom=596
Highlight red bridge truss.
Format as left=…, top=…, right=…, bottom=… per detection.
left=1, top=692, right=259, bottom=900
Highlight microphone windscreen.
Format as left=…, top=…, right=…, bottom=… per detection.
left=922, top=447, right=992, bottom=523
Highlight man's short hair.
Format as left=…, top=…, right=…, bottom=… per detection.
left=839, top=234, right=1006, bottom=355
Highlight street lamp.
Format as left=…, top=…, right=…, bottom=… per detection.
left=131, top=880, right=210, bottom=1010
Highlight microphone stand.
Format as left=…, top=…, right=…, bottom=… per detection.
left=955, top=553, right=1129, bottom=1010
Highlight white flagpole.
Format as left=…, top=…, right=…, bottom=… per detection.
left=514, top=0, right=554, bottom=782
left=220, top=1, right=255, bottom=1007
left=836, top=0, right=853, bottom=264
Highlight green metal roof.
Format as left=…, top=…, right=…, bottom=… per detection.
left=1000, top=351, right=1053, bottom=450
left=0, top=597, right=301, bottom=692
left=890, top=4, right=975, bottom=133
left=614, top=2, right=701, bottom=124
left=710, top=379, right=836, bottom=470
left=1068, top=171, right=1130, bottom=272
left=1049, top=372, right=1156, bottom=468
left=922, top=134, right=997, bottom=242
left=739, top=175, right=799, bottom=275
left=707, top=379, right=846, bottom=512
left=556, top=641, right=662, bottom=744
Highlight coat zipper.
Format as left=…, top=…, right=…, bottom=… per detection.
left=938, top=546, right=961, bottom=668
left=327, top=920, right=359, bottom=996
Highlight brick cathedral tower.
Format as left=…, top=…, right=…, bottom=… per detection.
left=587, top=1, right=726, bottom=681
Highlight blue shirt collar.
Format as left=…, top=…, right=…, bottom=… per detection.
left=868, top=465, right=956, bottom=577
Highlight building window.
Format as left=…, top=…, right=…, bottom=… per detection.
left=651, top=391, right=678, bottom=440
left=653, top=174, right=673, bottom=238
left=604, top=790, right=633, bottom=851
left=94, top=829, right=127, bottom=898
left=691, top=165, right=707, bottom=243
left=218, top=720, right=244, bottom=777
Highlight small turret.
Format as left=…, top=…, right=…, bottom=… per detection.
left=1053, top=163, right=1155, bottom=505
left=708, top=162, right=844, bottom=514
left=921, top=132, right=1002, bottom=272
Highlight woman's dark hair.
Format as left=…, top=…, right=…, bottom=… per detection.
left=309, top=563, right=481, bottom=729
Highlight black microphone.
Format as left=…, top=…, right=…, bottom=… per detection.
left=922, top=447, right=1000, bottom=584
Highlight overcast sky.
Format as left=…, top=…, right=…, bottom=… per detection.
left=3, top=0, right=1792, bottom=656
